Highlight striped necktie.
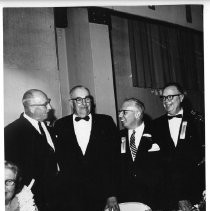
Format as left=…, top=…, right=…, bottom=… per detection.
left=130, top=130, right=137, bottom=160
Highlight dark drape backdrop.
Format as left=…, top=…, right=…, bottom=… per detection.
left=128, top=18, right=204, bottom=92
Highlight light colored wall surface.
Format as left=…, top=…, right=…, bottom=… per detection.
left=90, top=23, right=117, bottom=122
left=56, top=28, right=71, bottom=117
left=4, top=8, right=62, bottom=126
left=66, top=8, right=95, bottom=95
left=62, top=8, right=117, bottom=121
left=106, top=5, right=203, bottom=31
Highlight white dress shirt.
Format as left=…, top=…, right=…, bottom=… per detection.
left=128, top=122, right=145, bottom=160
left=168, top=109, right=183, bottom=147
left=73, top=114, right=92, bottom=155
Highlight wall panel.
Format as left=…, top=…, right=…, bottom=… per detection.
left=4, top=8, right=62, bottom=125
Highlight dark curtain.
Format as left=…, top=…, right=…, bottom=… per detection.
left=128, top=18, right=204, bottom=91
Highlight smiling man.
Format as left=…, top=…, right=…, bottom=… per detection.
left=54, top=85, right=120, bottom=211
left=118, top=98, right=164, bottom=210
left=4, top=89, right=59, bottom=211
left=152, top=82, right=205, bottom=211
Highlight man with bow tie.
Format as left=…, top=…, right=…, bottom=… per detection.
left=4, top=89, right=60, bottom=211
left=54, top=85, right=120, bottom=211
left=153, top=82, right=205, bottom=211
left=118, top=98, right=164, bottom=210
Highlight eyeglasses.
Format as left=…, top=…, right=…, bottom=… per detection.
left=29, top=99, right=51, bottom=107
left=160, top=94, right=181, bottom=101
left=5, top=179, right=16, bottom=186
left=70, top=96, right=91, bottom=104
left=118, top=110, right=136, bottom=116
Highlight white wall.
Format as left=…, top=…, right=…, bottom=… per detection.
left=62, top=8, right=117, bottom=121
left=4, top=8, right=62, bottom=126
left=90, top=23, right=117, bottom=121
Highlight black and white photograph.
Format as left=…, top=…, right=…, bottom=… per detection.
left=2, top=1, right=208, bottom=211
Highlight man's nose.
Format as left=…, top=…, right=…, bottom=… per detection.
left=81, top=99, right=88, bottom=105
left=46, top=103, right=52, bottom=110
left=119, top=111, right=123, bottom=118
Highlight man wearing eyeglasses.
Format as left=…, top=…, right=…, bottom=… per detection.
left=54, top=85, right=120, bottom=211
left=4, top=89, right=60, bottom=211
left=152, top=82, right=205, bottom=211
left=118, top=98, right=164, bottom=210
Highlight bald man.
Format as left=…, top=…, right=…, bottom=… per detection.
left=4, top=89, right=59, bottom=211
left=118, top=98, right=164, bottom=209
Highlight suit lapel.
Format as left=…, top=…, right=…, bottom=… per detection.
left=20, top=114, right=40, bottom=136
left=176, top=111, right=189, bottom=148
left=135, top=124, right=153, bottom=160
left=163, top=115, right=177, bottom=149
left=20, top=115, right=54, bottom=162
left=120, top=129, right=133, bottom=163
left=69, top=115, right=85, bottom=156
left=78, top=114, right=95, bottom=157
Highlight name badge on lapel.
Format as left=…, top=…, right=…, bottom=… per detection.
left=121, top=137, right=126, bottom=153
left=180, top=121, right=187, bottom=139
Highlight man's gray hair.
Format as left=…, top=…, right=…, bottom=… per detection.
left=69, top=85, right=90, bottom=98
left=123, top=97, right=145, bottom=113
left=22, top=89, right=45, bottom=107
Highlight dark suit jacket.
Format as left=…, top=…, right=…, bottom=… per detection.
left=119, top=122, right=164, bottom=210
left=54, top=113, right=121, bottom=211
left=152, top=110, right=205, bottom=208
left=4, top=114, right=59, bottom=211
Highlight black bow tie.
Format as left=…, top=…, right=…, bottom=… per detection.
left=75, top=116, right=90, bottom=122
left=168, top=114, right=183, bottom=120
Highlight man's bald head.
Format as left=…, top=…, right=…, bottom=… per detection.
left=22, top=89, right=51, bottom=121
left=22, top=89, right=47, bottom=107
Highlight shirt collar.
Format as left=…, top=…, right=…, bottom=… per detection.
left=23, top=113, right=41, bottom=132
left=23, top=113, right=39, bottom=125
left=128, top=121, right=145, bottom=134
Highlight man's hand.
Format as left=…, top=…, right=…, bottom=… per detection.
left=105, top=196, right=120, bottom=211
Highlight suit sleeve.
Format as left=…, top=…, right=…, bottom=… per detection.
left=4, top=124, right=20, bottom=163
left=105, top=116, right=121, bottom=199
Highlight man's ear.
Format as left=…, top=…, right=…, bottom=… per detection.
left=180, top=94, right=184, bottom=102
left=135, top=111, right=141, bottom=119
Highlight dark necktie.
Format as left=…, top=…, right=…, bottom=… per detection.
left=38, top=121, right=55, bottom=151
left=168, top=114, right=183, bottom=120
left=75, top=116, right=90, bottom=122
left=38, top=121, right=46, bottom=136
left=130, top=130, right=137, bottom=160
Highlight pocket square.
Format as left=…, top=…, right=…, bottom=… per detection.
left=148, top=143, right=160, bottom=152
left=142, top=133, right=152, bottom=138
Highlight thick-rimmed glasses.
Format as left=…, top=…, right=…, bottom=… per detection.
left=160, top=94, right=181, bottom=102
left=71, top=96, right=91, bottom=105
left=5, top=179, right=16, bottom=186
left=118, top=110, right=136, bottom=116
left=29, top=99, right=51, bottom=107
